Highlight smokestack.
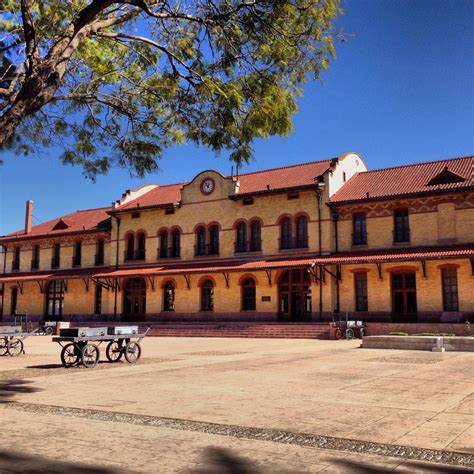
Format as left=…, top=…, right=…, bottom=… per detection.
left=25, top=200, right=33, bottom=234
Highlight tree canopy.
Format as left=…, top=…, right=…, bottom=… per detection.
left=0, top=0, right=343, bottom=178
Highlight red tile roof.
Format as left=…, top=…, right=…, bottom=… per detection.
left=330, top=156, right=474, bottom=203
left=114, top=183, right=183, bottom=211
left=0, top=207, right=111, bottom=242
left=113, top=158, right=334, bottom=211
left=236, top=158, right=333, bottom=195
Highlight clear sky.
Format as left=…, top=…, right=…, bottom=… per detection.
left=0, top=0, right=472, bottom=235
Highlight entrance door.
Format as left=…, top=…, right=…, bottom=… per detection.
left=278, top=269, right=312, bottom=321
left=391, top=271, right=417, bottom=322
left=123, top=277, right=146, bottom=321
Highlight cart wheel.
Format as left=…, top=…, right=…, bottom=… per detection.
left=61, top=343, right=80, bottom=367
left=124, top=341, right=141, bottom=364
left=106, top=341, right=123, bottom=363
left=345, top=328, right=354, bottom=340
left=0, top=337, right=9, bottom=356
left=45, top=326, right=54, bottom=336
left=334, top=328, right=343, bottom=340
left=7, top=338, right=24, bottom=357
left=81, top=343, right=100, bottom=368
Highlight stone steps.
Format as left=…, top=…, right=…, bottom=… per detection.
left=67, top=322, right=331, bottom=339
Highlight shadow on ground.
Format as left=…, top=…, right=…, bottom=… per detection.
left=0, top=379, right=41, bottom=403
left=329, top=457, right=473, bottom=473
left=189, top=447, right=263, bottom=473
left=0, top=449, right=124, bottom=473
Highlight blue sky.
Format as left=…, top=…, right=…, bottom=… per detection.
left=0, top=0, right=472, bottom=234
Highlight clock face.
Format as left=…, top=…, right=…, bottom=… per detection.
left=201, top=178, right=215, bottom=195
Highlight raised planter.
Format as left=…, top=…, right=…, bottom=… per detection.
left=361, top=335, right=474, bottom=352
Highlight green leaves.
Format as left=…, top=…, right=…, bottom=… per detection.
left=1, top=0, right=343, bottom=178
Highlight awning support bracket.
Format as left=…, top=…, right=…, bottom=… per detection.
left=222, top=272, right=229, bottom=289
left=376, top=262, right=383, bottom=281
left=82, top=278, right=90, bottom=292
left=184, top=274, right=191, bottom=290
left=146, top=276, right=155, bottom=291
left=36, top=280, right=46, bottom=294
left=470, top=258, right=474, bottom=276
left=421, top=259, right=427, bottom=278
left=265, top=270, right=272, bottom=286
left=17, top=282, right=24, bottom=294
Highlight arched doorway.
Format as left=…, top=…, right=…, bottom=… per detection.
left=123, top=277, right=146, bottom=321
left=278, top=269, right=311, bottom=321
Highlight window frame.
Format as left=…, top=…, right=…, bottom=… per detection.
left=241, top=278, right=256, bottom=311
left=441, top=268, right=459, bottom=312
left=354, top=272, right=368, bottom=312
left=352, top=212, right=367, bottom=246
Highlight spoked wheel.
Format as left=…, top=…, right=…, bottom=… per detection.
left=81, top=343, right=100, bottom=368
left=0, top=337, right=8, bottom=356
left=334, top=328, right=343, bottom=340
left=345, top=328, right=354, bottom=340
left=45, top=326, right=54, bottom=336
left=124, top=341, right=141, bottom=364
left=61, top=343, right=80, bottom=367
left=7, top=338, right=24, bottom=357
left=106, top=341, right=123, bottom=363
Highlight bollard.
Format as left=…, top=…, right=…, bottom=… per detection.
left=431, top=336, right=445, bottom=352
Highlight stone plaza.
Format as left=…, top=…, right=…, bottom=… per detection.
left=0, top=336, right=473, bottom=472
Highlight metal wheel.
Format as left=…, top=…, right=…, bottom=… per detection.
left=81, top=343, right=100, bottom=368
left=7, top=338, right=24, bottom=357
left=45, top=326, right=54, bottom=336
left=124, top=341, right=141, bottom=364
left=106, top=341, right=123, bottom=363
left=345, top=328, right=354, bottom=340
left=0, top=337, right=8, bottom=356
left=61, top=343, right=80, bottom=367
left=334, top=328, right=343, bottom=340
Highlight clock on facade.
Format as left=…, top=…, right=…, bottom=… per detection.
left=200, top=178, right=215, bottom=195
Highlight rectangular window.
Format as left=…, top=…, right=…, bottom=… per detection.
left=95, top=239, right=105, bottom=265
left=52, top=243, right=61, bottom=269
left=354, top=273, right=368, bottom=311
left=94, top=285, right=102, bottom=315
left=442, top=269, right=459, bottom=311
left=394, top=209, right=410, bottom=242
left=12, top=247, right=20, bottom=271
left=31, top=245, right=40, bottom=270
left=352, top=212, right=367, bottom=245
left=10, top=287, right=18, bottom=315
left=73, top=241, right=82, bottom=267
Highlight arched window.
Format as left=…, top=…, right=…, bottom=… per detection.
left=295, top=216, right=308, bottom=248
left=171, top=229, right=181, bottom=258
left=209, top=225, right=219, bottom=255
left=280, top=217, right=292, bottom=249
left=250, top=221, right=261, bottom=252
left=158, top=231, right=169, bottom=259
left=200, top=279, right=214, bottom=311
left=195, top=226, right=206, bottom=256
left=46, top=280, right=65, bottom=319
left=241, top=278, right=256, bottom=311
left=163, top=281, right=175, bottom=311
left=236, top=222, right=247, bottom=253
left=126, top=234, right=135, bottom=261
left=137, top=232, right=146, bottom=260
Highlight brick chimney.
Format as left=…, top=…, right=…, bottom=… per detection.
left=25, top=200, right=33, bottom=234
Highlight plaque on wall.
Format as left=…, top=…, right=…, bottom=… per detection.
left=261, top=296, right=271, bottom=302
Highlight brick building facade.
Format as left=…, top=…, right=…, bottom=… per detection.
left=1, top=152, right=473, bottom=324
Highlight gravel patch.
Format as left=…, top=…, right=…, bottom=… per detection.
left=2, top=401, right=473, bottom=468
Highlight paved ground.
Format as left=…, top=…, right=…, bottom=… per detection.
left=0, top=336, right=473, bottom=472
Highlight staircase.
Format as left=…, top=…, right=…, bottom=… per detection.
left=65, top=321, right=332, bottom=339
left=143, top=322, right=330, bottom=339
